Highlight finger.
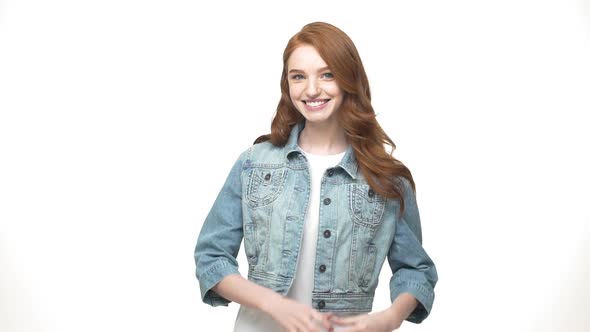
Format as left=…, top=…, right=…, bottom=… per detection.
left=312, top=312, right=333, bottom=331
left=340, top=322, right=368, bottom=332
left=303, top=317, right=321, bottom=332
left=319, top=319, right=333, bottom=332
left=292, top=312, right=314, bottom=332
left=293, top=318, right=309, bottom=332
left=285, top=317, right=300, bottom=332
left=344, top=327, right=363, bottom=332
left=330, top=315, right=360, bottom=326
left=312, top=314, right=330, bottom=332
left=321, top=312, right=335, bottom=321
left=289, top=315, right=308, bottom=332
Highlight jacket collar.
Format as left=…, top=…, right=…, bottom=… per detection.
left=284, top=122, right=359, bottom=179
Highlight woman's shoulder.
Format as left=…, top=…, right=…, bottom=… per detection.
left=235, top=141, right=287, bottom=166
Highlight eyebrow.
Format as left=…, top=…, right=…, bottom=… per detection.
left=288, top=66, right=331, bottom=74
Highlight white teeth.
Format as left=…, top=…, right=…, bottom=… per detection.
left=307, top=100, right=327, bottom=107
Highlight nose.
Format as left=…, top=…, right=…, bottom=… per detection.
left=305, top=78, right=320, bottom=98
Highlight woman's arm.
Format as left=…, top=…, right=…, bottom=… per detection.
left=330, top=178, right=437, bottom=332
left=195, top=153, right=247, bottom=306
left=212, top=274, right=281, bottom=314
left=195, top=151, right=333, bottom=331
left=213, top=274, right=334, bottom=332
left=386, top=179, right=438, bottom=324
left=330, top=293, right=417, bottom=331
left=383, top=293, right=418, bottom=329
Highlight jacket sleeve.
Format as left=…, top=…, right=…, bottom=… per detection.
left=387, top=178, right=438, bottom=323
left=194, top=150, right=248, bottom=306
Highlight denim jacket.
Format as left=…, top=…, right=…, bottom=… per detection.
left=194, top=123, right=438, bottom=323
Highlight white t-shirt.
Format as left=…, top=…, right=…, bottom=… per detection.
left=233, top=149, right=346, bottom=332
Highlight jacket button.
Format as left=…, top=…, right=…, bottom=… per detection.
left=327, top=169, right=334, bottom=177
left=264, top=173, right=271, bottom=181
left=323, top=198, right=331, bottom=205
left=319, top=264, right=326, bottom=273
left=317, top=300, right=325, bottom=309
left=368, top=189, right=375, bottom=197
left=323, top=230, right=331, bottom=238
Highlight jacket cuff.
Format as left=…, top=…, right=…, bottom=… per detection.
left=390, top=274, right=435, bottom=323
left=197, top=259, right=240, bottom=306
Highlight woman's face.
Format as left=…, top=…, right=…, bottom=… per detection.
left=287, top=45, right=344, bottom=127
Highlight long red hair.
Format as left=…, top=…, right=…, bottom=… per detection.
left=255, top=22, right=415, bottom=212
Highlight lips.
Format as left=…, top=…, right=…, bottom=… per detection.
left=304, top=99, right=329, bottom=107
left=303, top=99, right=331, bottom=111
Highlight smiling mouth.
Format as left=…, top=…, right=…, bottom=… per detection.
left=304, top=99, right=330, bottom=107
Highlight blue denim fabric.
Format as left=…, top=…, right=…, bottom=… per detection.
left=194, top=122, right=438, bottom=323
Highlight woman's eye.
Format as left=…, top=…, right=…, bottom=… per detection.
left=291, top=74, right=305, bottom=80
left=321, top=72, right=334, bottom=79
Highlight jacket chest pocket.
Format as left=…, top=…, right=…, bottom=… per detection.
left=246, top=168, right=288, bottom=208
left=348, top=184, right=386, bottom=227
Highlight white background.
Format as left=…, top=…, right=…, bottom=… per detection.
left=1, top=0, right=589, bottom=331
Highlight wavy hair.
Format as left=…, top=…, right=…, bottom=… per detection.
left=255, top=22, right=415, bottom=211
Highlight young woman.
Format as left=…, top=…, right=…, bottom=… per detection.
left=195, top=22, right=438, bottom=332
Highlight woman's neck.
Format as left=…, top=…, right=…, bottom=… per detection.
left=298, top=121, right=348, bottom=155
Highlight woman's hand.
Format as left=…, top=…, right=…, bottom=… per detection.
left=212, top=275, right=335, bottom=331
left=330, top=309, right=402, bottom=332
left=262, top=296, right=334, bottom=332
